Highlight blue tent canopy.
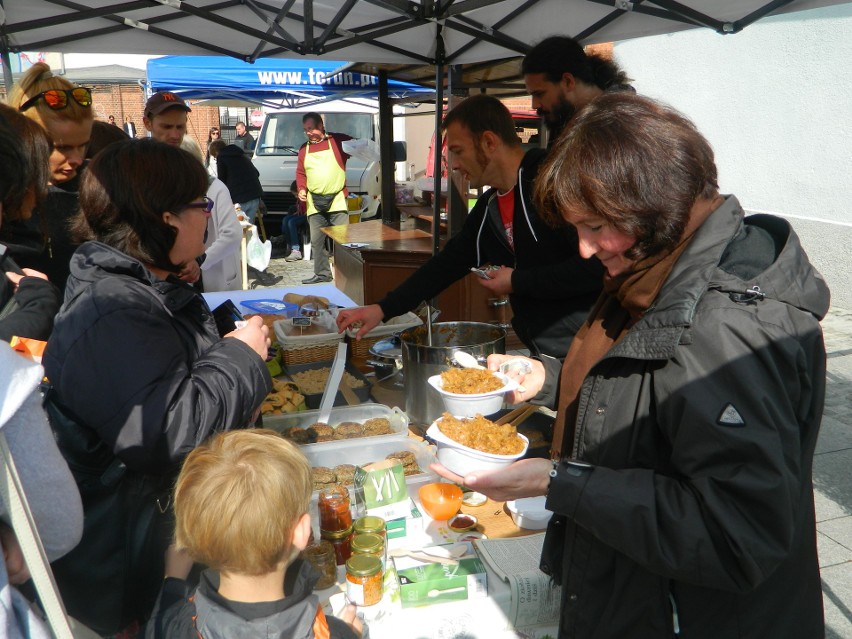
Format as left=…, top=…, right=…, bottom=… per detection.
left=146, top=56, right=430, bottom=108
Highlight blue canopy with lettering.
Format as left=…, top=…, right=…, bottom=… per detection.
left=146, top=56, right=430, bottom=108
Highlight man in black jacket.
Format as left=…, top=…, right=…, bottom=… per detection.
left=209, top=140, right=264, bottom=224
left=337, top=95, right=603, bottom=359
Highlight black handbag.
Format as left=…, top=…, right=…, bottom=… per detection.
left=309, top=190, right=340, bottom=213
left=41, top=384, right=174, bottom=634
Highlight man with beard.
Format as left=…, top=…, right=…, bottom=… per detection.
left=522, top=36, right=632, bottom=145
left=336, top=95, right=603, bottom=359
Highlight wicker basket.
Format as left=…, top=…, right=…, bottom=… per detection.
left=275, top=318, right=345, bottom=366
left=345, top=312, right=422, bottom=359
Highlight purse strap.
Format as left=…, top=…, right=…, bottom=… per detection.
left=0, top=431, right=74, bottom=639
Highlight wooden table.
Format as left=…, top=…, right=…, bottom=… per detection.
left=321, top=219, right=521, bottom=348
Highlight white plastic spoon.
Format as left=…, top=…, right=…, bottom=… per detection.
left=452, top=351, right=485, bottom=369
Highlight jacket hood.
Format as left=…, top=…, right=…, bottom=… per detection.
left=66, top=241, right=199, bottom=312
left=610, top=196, right=830, bottom=360
left=193, top=565, right=321, bottom=639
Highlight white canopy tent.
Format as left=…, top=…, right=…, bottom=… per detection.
left=3, top=0, right=850, bottom=232
left=2, top=0, right=851, bottom=68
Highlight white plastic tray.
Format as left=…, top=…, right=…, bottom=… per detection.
left=263, top=404, right=409, bottom=448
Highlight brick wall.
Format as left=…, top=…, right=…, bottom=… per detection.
left=89, top=83, right=221, bottom=148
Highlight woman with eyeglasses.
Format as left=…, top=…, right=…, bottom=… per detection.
left=41, top=139, right=272, bottom=636
left=0, top=62, right=94, bottom=292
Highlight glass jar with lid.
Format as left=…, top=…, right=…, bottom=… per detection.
left=345, top=554, right=383, bottom=606
left=351, top=532, right=385, bottom=570
left=318, top=485, right=352, bottom=533
left=353, top=515, right=386, bottom=541
left=321, top=525, right=353, bottom=566
left=303, top=540, right=337, bottom=590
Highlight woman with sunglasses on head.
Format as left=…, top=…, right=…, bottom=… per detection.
left=0, top=62, right=94, bottom=293
left=41, top=139, right=272, bottom=636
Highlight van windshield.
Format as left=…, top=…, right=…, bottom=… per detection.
left=256, top=112, right=375, bottom=156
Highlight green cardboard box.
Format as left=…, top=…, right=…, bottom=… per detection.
left=386, top=500, right=423, bottom=541
left=395, top=557, right=488, bottom=608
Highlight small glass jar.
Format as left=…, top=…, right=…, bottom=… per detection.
left=318, top=485, right=353, bottom=533
left=303, top=540, right=337, bottom=590
left=351, top=532, right=385, bottom=570
left=321, top=525, right=353, bottom=566
left=353, top=515, right=386, bottom=541
left=345, top=555, right=383, bottom=607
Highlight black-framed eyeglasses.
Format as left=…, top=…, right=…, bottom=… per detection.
left=183, top=197, right=214, bottom=216
left=19, top=87, right=93, bottom=112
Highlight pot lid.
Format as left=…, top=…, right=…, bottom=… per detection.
left=369, top=336, right=402, bottom=361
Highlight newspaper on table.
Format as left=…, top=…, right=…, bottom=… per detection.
left=473, top=533, right=561, bottom=629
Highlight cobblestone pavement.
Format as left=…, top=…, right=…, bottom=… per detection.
left=256, top=259, right=852, bottom=635
left=816, top=307, right=852, bottom=638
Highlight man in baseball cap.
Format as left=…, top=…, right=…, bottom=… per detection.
left=143, top=91, right=191, bottom=147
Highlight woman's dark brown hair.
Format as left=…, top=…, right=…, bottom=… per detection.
left=74, top=139, right=208, bottom=272
left=535, top=92, right=719, bottom=261
left=0, top=103, right=52, bottom=222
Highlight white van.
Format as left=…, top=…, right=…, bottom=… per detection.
left=253, top=103, right=386, bottom=220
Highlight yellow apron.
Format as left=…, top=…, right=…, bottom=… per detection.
left=304, top=142, right=346, bottom=215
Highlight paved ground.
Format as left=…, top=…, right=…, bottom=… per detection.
left=259, top=252, right=852, bottom=635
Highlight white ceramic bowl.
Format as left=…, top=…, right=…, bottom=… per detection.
left=507, top=496, right=553, bottom=530
left=427, top=371, right=517, bottom=417
left=426, top=419, right=528, bottom=476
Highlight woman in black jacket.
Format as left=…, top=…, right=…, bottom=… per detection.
left=435, top=94, right=828, bottom=639
left=43, top=139, right=272, bottom=636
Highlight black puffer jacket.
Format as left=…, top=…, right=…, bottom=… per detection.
left=540, top=198, right=829, bottom=638
left=43, top=241, right=271, bottom=633
left=379, top=149, right=604, bottom=358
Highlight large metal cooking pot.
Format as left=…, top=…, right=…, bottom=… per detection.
left=399, top=322, right=506, bottom=425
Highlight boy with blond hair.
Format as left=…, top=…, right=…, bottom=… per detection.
left=144, top=430, right=362, bottom=639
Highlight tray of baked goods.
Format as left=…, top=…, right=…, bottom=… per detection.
left=279, top=360, right=372, bottom=409
left=262, top=403, right=409, bottom=449
left=306, top=437, right=437, bottom=492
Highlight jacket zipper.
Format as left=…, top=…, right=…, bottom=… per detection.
left=669, top=592, right=681, bottom=635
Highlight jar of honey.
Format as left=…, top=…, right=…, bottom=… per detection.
left=321, top=525, right=353, bottom=566
left=345, top=555, right=383, bottom=606
left=318, top=485, right=352, bottom=533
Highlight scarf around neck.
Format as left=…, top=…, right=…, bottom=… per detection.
left=550, top=197, right=721, bottom=459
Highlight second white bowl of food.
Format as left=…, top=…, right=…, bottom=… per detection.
left=426, top=414, right=528, bottom=476
left=427, top=369, right=517, bottom=417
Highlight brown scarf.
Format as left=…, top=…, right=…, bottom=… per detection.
left=550, top=197, right=721, bottom=460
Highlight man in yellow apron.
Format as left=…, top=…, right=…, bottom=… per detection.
left=295, top=113, right=352, bottom=284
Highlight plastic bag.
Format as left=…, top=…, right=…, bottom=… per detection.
left=341, top=138, right=381, bottom=163
left=246, top=225, right=271, bottom=272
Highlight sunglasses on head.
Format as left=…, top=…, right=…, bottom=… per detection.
left=19, top=87, right=93, bottom=112
left=183, top=197, right=214, bottom=216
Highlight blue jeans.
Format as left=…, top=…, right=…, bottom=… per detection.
left=239, top=198, right=261, bottom=223
left=282, top=213, right=308, bottom=250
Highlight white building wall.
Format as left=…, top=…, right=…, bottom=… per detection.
left=615, top=4, right=852, bottom=308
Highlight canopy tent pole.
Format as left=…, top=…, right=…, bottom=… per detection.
left=379, top=69, right=399, bottom=224
left=431, top=27, right=445, bottom=257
